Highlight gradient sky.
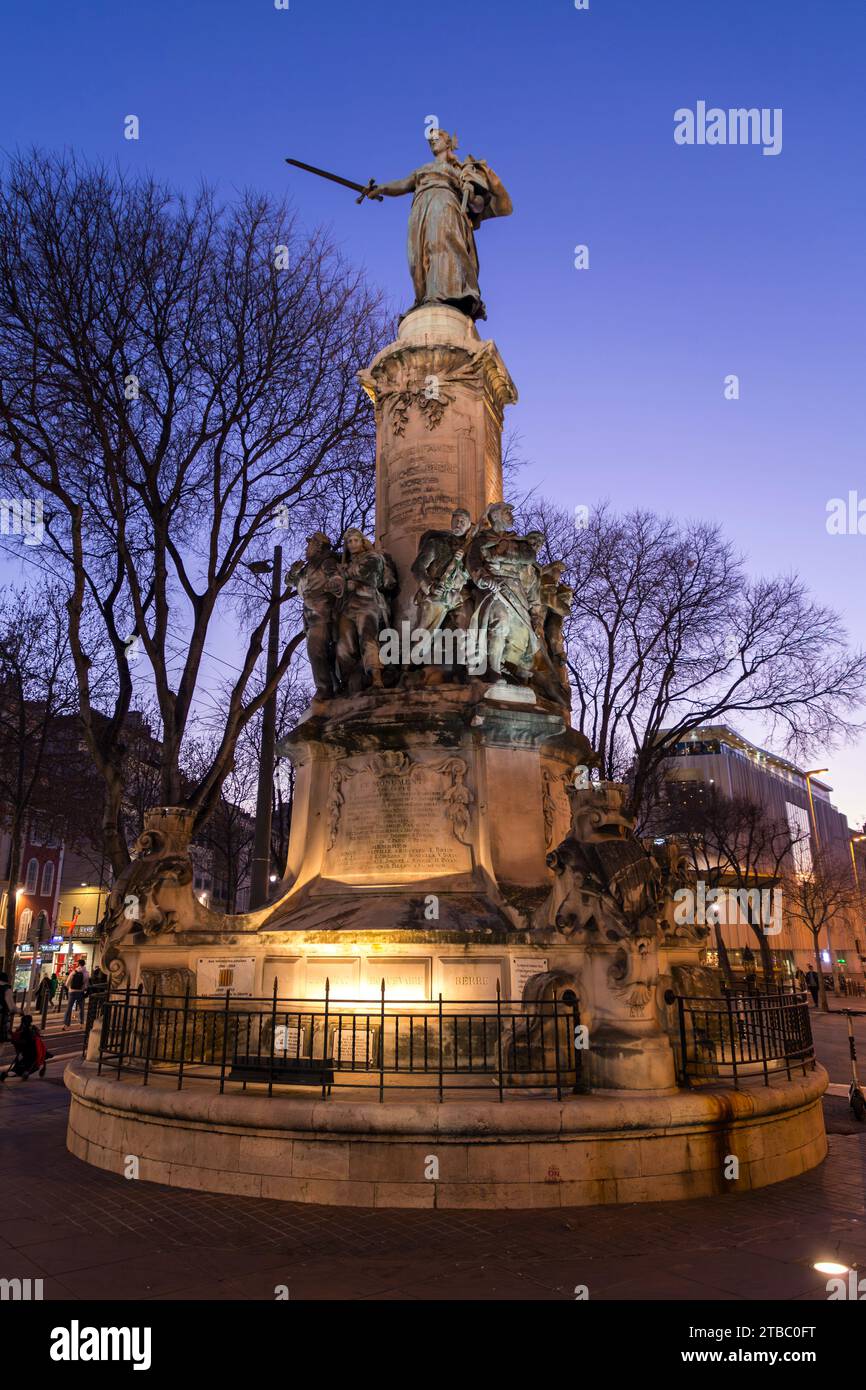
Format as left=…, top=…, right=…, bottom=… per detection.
left=2, top=0, right=864, bottom=822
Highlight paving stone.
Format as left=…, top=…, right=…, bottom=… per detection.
left=0, top=1023, right=864, bottom=1300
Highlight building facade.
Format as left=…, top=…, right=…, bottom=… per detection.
left=0, top=825, right=65, bottom=990
left=656, top=725, right=866, bottom=991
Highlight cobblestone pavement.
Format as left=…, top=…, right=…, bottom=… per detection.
left=0, top=1014, right=864, bottom=1301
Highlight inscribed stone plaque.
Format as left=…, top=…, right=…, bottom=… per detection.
left=366, top=957, right=431, bottom=1000
left=510, top=956, right=548, bottom=1002
left=333, top=1026, right=371, bottom=1065
left=439, top=958, right=504, bottom=1001
left=305, top=957, right=360, bottom=1000
left=273, top=1024, right=305, bottom=1056
left=264, top=957, right=301, bottom=1001
left=327, top=755, right=472, bottom=883
left=386, top=441, right=458, bottom=537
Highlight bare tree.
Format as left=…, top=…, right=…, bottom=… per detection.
left=0, top=150, right=386, bottom=873
left=784, top=850, right=856, bottom=1012
left=183, top=738, right=257, bottom=915
left=0, top=584, right=79, bottom=970
left=663, top=789, right=800, bottom=985
left=520, top=502, right=866, bottom=821
left=231, top=671, right=312, bottom=885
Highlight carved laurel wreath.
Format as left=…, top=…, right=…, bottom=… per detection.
left=387, top=387, right=453, bottom=436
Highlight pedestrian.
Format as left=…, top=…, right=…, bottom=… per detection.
left=62, top=960, right=88, bottom=1029
left=34, top=972, right=51, bottom=1014
left=0, top=971, right=15, bottom=1043
left=3, top=1014, right=50, bottom=1081
left=48, top=973, right=58, bottom=1004
left=805, top=967, right=820, bottom=1006
left=11, top=1014, right=37, bottom=1076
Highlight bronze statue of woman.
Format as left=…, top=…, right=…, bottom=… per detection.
left=360, top=127, right=512, bottom=322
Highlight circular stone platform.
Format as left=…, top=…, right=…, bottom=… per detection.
left=64, top=1061, right=828, bottom=1209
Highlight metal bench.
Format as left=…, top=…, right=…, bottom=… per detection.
left=229, top=1054, right=335, bottom=1092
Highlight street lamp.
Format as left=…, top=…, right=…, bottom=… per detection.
left=850, top=835, right=866, bottom=970
left=247, top=545, right=283, bottom=910
left=849, top=834, right=866, bottom=893
left=803, top=769, right=837, bottom=991
left=803, top=769, right=828, bottom=852
left=803, top=768, right=844, bottom=992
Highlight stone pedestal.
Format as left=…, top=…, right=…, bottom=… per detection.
left=360, top=305, right=517, bottom=619
left=274, top=683, right=590, bottom=932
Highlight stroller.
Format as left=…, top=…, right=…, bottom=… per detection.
left=1, top=1015, right=52, bottom=1081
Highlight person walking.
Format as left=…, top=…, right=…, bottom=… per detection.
left=63, top=960, right=88, bottom=1029
left=805, top=967, right=820, bottom=1007
left=0, top=972, right=15, bottom=1043
left=34, top=972, right=51, bottom=1014
left=48, top=973, right=58, bottom=1006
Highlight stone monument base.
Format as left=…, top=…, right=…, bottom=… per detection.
left=65, top=1060, right=827, bottom=1210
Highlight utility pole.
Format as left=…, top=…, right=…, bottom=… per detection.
left=249, top=545, right=282, bottom=910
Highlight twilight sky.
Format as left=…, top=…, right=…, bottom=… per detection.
left=1, top=0, right=864, bottom=823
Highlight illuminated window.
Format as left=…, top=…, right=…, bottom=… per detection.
left=24, top=858, right=38, bottom=893
left=40, top=861, right=55, bottom=896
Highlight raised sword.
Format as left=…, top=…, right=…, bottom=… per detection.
left=285, top=158, right=383, bottom=203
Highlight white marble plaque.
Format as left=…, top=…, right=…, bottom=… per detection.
left=195, top=956, right=256, bottom=998
left=333, top=1026, right=371, bottom=1065
left=327, top=755, right=472, bottom=883
left=305, top=957, right=360, bottom=1000
left=510, top=956, right=548, bottom=1002
left=264, top=957, right=301, bottom=1001
left=273, top=1025, right=305, bottom=1055
left=439, top=958, right=504, bottom=1001
left=366, top=958, right=430, bottom=1000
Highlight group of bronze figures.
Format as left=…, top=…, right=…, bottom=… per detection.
left=288, top=503, right=573, bottom=706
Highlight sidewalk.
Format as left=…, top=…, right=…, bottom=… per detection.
left=0, top=1057, right=864, bottom=1300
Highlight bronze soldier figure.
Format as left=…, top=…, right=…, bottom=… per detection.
left=467, top=503, right=546, bottom=683
left=411, top=507, right=475, bottom=633
left=287, top=532, right=341, bottom=700
left=334, top=528, right=393, bottom=692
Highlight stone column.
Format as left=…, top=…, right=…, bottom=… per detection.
left=359, top=305, right=517, bottom=620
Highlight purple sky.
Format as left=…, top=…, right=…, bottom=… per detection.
left=2, top=0, right=864, bottom=823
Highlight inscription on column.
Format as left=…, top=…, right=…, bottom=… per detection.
left=386, top=441, right=458, bottom=535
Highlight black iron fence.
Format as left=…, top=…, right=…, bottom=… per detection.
left=674, top=988, right=815, bottom=1087
left=92, top=981, right=582, bottom=1102
left=84, top=982, right=817, bottom=1098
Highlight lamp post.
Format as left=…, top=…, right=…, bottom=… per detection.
left=248, top=546, right=283, bottom=911
left=850, top=834, right=866, bottom=976
left=850, top=834, right=865, bottom=893
left=804, top=768, right=839, bottom=991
